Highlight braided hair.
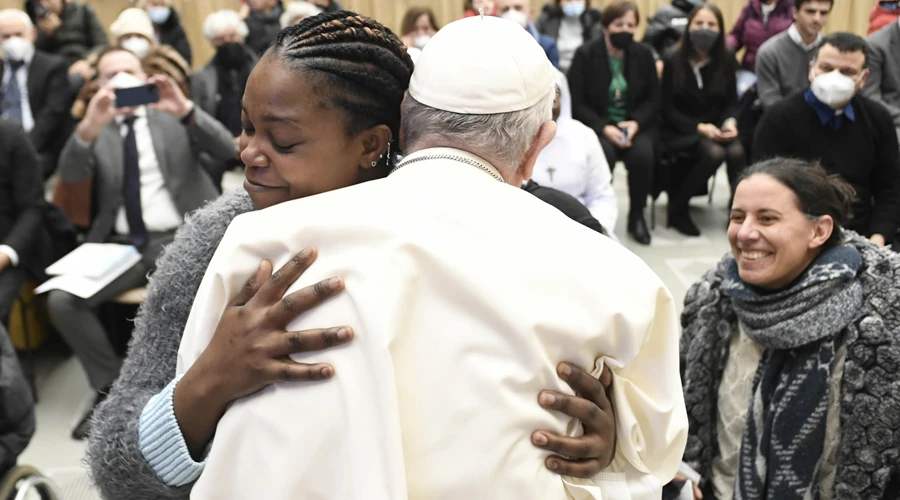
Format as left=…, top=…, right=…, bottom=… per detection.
left=271, top=11, right=415, bottom=169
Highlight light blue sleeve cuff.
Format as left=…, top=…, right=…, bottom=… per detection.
left=138, top=376, right=208, bottom=487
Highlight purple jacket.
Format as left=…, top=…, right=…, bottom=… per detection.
left=727, top=0, right=794, bottom=72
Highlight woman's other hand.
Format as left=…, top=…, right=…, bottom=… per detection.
left=174, top=246, right=353, bottom=458
left=603, top=125, right=626, bottom=148
left=697, top=122, right=721, bottom=141
left=531, top=362, right=616, bottom=478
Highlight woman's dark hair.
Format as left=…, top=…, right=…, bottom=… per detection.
left=600, top=1, right=639, bottom=28
left=401, top=7, right=439, bottom=36
left=673, top=3, right=730, bottom=97
left=270, top=11, right=414, bottom=169
left=737, top=158, right=856, bottom=250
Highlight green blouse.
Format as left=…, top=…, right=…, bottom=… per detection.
left=608, top=56, right=628, bottom=124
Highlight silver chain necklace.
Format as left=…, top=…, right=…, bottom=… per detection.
left=389, top=153, right=505, bottom=183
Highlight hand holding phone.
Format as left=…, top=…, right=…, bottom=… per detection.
left=619, top=126, right=630, bottom=144
left=115, top=83, right=159, bottom=108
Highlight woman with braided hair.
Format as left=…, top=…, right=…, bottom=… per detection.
left=85, top=11, right=617, bottom=500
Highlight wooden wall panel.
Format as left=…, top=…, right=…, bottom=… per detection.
left=0, top=0, right=878, bottom=69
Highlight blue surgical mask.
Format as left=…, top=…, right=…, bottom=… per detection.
left=148, top=6, right=172, bottom=24
left=562, top=1, right=586, bottom=18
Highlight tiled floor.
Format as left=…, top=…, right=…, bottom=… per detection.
left=15, top=167, right=733, bottom=498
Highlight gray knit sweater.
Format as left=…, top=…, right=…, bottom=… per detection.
left=86, top=189, right=254, bottom=500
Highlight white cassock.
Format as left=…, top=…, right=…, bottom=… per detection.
left=177, top=148, right=688, bottom=499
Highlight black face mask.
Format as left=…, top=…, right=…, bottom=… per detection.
left=609, top=32, right=634, bottom=50
left=689, top=28, right=719, bottom=53
left=214, top=42, right=247, bottom=71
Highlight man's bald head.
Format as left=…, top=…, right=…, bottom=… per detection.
left=0, top=9, right=34, bottom=43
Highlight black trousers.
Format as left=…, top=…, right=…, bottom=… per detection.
left=0, top=267, right=28, bottom=327
left=599, top=133, right=654, bottom=217
left=668, top=137, right=746, bottom=216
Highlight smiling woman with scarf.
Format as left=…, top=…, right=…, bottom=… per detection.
left=679, top=158, right=900, bottom=500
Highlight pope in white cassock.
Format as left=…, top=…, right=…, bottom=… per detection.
left=176, top=14, right=688, bottom=500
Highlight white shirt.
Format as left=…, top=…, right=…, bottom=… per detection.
left=760, top=1, right=777, bottom=24
left=176, top=148, right=688, bottom=499
left=114, top=107, right=182, bottom=236
left=788, top=23, right=822, bottom=51
left=532, top=70, right=618, bottom=234
left=2, top=53, right=35, bottom=132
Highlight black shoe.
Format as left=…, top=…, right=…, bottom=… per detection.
left=72, top=387, right=110, bottom=441
left=628, top=214, right=651, bottom=245
left=668, top=212, right=701, bottom=237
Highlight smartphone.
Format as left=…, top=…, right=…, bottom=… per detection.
left=620, top=126, right=630, bottom=144
left=115, top=84, right=159, bottom=108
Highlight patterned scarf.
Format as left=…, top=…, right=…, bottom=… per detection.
left=721, top=245, right=864, bottom=500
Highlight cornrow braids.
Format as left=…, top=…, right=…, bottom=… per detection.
left=271, top=11, right=414, bottom=169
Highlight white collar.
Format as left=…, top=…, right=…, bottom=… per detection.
left=788, top=24, right=822, bottom=51
left=395, top=147, right=506, bottom=182
left=760, top=2, right=777, bottom=13
left=116, top=105, right=148, bottom=124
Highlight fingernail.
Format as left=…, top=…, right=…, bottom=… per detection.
left=539, top=392, right=555, bottom=406
left=548, top=461, right=558, bottom=471
left=533, top=433, right=548, bottom=446
left=329, top=277, right=343, bottom=288
left=558, top=363, right=572, bottom=377
left=320, top=366, right=334, bottom=377
left=337, top=327, right=352, bottom=340
left=299, top=247, right=312, bottom=259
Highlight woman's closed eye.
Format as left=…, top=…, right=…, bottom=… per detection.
left=271, top=139, right=299, bottom=153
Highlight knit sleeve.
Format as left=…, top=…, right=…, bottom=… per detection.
left=85, top=190, right=254, bottom=500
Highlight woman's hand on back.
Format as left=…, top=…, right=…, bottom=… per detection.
left=531, top=362, right=617, bottom=478
left=174, top=246, right=353, bottom=458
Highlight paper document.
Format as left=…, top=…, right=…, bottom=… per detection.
left=35, top=243, right=142, bottom=299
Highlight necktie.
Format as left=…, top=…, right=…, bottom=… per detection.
left=2, top=60, right=24, bottom=123
left=122, top=116, right=148, bottom=248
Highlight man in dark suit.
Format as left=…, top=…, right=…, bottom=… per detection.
left=0, top=119, right=44, bottom=328
left=48, top=47, right=235, bottom=439
left=863, top=17, right=900, bottom=140
left=0, top=8, right=74, bottom=178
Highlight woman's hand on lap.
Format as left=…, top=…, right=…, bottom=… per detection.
left=531, top=362, right=616, bottom=478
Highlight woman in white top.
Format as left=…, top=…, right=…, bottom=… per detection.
left=531, top=69, right=619, bottom=236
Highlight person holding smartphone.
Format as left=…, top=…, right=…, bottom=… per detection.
left=49, top=46, right=235, bottom=440
left=568, top=1, right=659, bottom=245
left=661, top=2, right=745, bottom=237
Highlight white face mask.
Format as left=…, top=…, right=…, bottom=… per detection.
left=810, top=69, right=860, bottom=107
left=108, top=71, right=145, bottom=90
left=501, top=9, right=529, bottom=29
left=121, top=37, right=151, bottom=60
left=2, top=36, right=33, bottom=62
left=413, top=34, right=431, bottom=49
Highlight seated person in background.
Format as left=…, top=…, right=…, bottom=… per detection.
left=643, top=0, right=697, bottom=72
left=49, top=47, right=236, bottom=440
left=534, top=0, right=603, bottom=73
left=726, top=0, right=793, bottom=74
left=869, top=0, right=900, bottom=36
left=111, top=8, right=158, bottom=60
left=399, top=6, right=439, bottom=51
left=142, top=44, right=192, bottom=99
left=462, top=0, right=496, bottom=18
left=661, top=3, right=744, bottom=237
left=0, top=323, right=34, bottom=477
left=141, top=0, right=192, bottom=67
left=0, top=119, right=45, bottom=327
left=532, top=69, right=618, bottom=235
left=568, top=0, right=658, bottom=245
left=193, top=10, right=258, bottom=188
left=756, top=0, right=831, bottom=109
left=28, top=0, right=106, bottom=68
left=754, top=32, right=900, bottom=247
left=680, top=158, right=900, bottom=499
left=244, top=0, right=284, bottom=56
left=498, top=0, right=559, bottom=68
left=0, top=9, right=72, bottom=179
left=280, top=1, right=322, bottom=28
left=173, top=15, right=686, bottom=499
left=864, top=11, right=900, bottom=141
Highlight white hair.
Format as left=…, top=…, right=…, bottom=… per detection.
left=203, top=10, right=249, bottom=41
left=402, top=89, right=556, bottom=171
left=280, top=1, right=322, bottom=29
left=0, top=9, right=34, bottom=32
